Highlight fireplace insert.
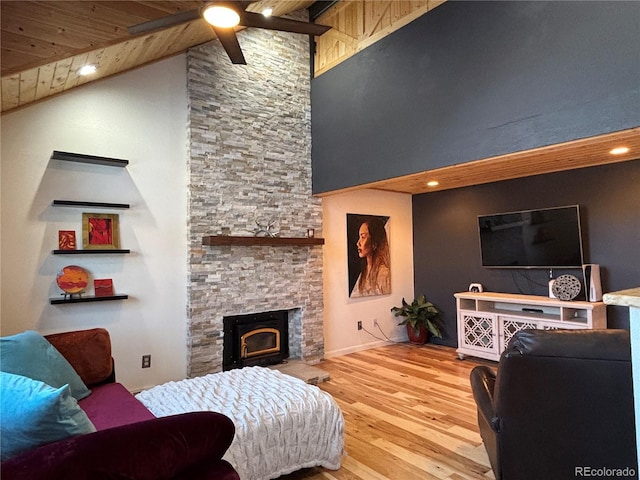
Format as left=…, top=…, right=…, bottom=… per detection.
left=223, top=310, right=289, bottom=370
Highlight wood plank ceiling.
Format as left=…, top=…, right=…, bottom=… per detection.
left=1, top=1, right=638, bottom=195
left=0, top=1, right=313, bottom=112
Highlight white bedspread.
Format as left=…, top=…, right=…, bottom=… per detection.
left=136, top=366, right=344, bottom=480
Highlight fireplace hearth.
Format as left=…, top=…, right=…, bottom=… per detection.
left=223, top=310, right=290, bottom=370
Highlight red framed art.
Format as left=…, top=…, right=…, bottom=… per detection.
left=58, top=230, right=77, bottom=250
left=94, top=279, right=114, bottom=297
left=82, top=213, right=120, bottom=250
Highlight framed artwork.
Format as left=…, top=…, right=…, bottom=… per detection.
left=58, top=230, right=76, bottom=250
left=347, top=214, right=391, bottom=298
left=56, top=265, right=89, bottom=295
left=94, top=279, right=114, bottom=297
left=82, top=213, right=120, bottom=249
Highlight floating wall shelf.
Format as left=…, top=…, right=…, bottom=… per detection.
left=50, top=294, right=129, bottom=305
left=52, top=200, right=130, bottom=209
left=50, top=151, right=129, bottom=167
left=47, top=150, right=131, bottom=306
left=52, top=249, right=130, bottom=255
left=202, top=236, right=325, bottom=247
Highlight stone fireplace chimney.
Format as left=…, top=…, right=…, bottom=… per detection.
left=186, top=20, right=323, bottom=377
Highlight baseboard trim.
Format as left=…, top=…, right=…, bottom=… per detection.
left=324, top=337, right=406, bottom=358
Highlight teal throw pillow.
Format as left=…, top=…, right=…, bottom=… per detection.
left=0, top=330, right=90, bottom=400
left=0, top=372, right=96, bottom=461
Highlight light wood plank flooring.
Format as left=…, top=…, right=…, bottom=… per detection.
left=281, top=343, right=497, bottom=480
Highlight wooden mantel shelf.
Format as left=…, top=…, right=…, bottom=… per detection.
left=202, top=236, right=324, bottom=247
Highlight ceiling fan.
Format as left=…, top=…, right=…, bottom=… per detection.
left=128, top=1, right=331, bottom=65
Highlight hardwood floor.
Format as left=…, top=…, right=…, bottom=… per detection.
left=281, top=343, right=497, bottom=480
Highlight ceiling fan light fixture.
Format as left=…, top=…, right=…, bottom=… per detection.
left=202, top=3, right=241, bottom=28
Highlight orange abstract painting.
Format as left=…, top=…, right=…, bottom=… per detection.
left=56, top=265, right=89, bottom=294
left=94, top=279, right=114, bottom=297
left=58, top=230, right=76, bottom=250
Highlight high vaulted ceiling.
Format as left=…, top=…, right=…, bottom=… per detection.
left=2, top=1, right=638, bottom=195
left=1, top=0, right=316, bottom=113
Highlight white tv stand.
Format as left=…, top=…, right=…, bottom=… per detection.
left=455, top=291, right=607, bottom=361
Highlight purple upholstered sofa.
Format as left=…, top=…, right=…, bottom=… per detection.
left=1, top=328, right=240, bottom=480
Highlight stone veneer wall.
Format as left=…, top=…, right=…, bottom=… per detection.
left=186, top=21, right=323, bottom=378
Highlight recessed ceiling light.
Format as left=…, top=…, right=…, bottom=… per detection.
left=202, top=4, right=240, bottom=28
left=610, top=146, right=630, bottom=155
left=262, top=7, right=273, bottom=17
left=78, top=64, right=97, bottom=76
left=427, top=180, right=439, bottom=187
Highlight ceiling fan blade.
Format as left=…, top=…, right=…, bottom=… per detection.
left=128, top=9, right=201, bottom=35
left=212, top=27, right=247, bottom=64
left=235, top=1, right=255, bottom=10
left=241, top=11, right=331, bottom=36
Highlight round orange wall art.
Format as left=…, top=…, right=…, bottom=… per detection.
left=56, top=265, right=89, bottom=294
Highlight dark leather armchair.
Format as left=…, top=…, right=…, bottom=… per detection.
left=470, top=329, right=637, bottom=480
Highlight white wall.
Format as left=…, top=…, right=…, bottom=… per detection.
left=0, top=53, right=417, bottom=387
left=322, top=189, right=414, bottom=357
left=0, top=55, right=189, bottom=392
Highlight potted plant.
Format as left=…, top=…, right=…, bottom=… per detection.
left=391, top=294, right=443, bottom=344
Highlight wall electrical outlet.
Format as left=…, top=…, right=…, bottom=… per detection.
left=357, top=321, right=362, bottom=330
left=142, top=354, right=151, bottom=368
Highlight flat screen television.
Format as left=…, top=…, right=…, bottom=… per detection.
left=478, top=205, right=584, bottom=269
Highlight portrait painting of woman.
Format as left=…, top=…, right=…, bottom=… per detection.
left=347, top=214, right=391, bottom=298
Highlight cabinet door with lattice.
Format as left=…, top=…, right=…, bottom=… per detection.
left=499, top=317, right=539, bottom=352
left=458, top=311, right=499, bottom=359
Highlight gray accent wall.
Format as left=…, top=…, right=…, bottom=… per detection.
left=412, top=161, right=640, bottom=347
left=311, top=1, right=640, bottom=194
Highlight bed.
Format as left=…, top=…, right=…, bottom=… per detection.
left=136, top=366, right=344, bottom=480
